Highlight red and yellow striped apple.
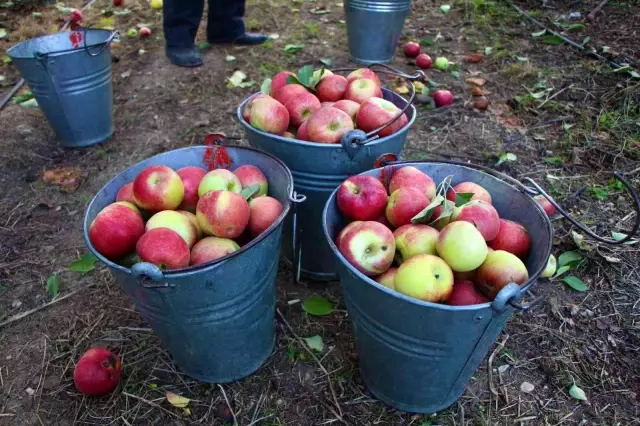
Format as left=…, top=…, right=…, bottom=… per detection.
left=248, top=196, right=283, bottom=237
left=177, top=166, right=207, bottom=213
left=249, top=96, right=290, bottom=135
left=388, top=166, right=437, bottom=200
left=338, top=221, right=395, bottom=276
left=136, top=227, right=190, bottom=269
left=145, top=210, right=198, bottom=248
left=394, top=254, right=454, bottom=302
left=375, top=267, right=398, bottom=289
left=345, top=78, right=383, bottom=104
left=198, top=169, right=242, bottom=197
left=316, top=74, right=349, bottom=102
left=488, top=219, right=531, bottom=259
left=196, top=190, right=250, bottom=239
left=233, top=165, right=268, bottom=198
left=190, top=237, right=240, bottom=265
left=132, top=165, right=184, bottom=212
left=450, top=200, right=500, bottom=241
left=306, top=107, right=355, bottom=143
left=89, top=202, right=145, bottom=260
left=356, top=97, right=408, bottom=137
left=393, top=224, right=439, bottom=263
left=475, top=250, right=529, bottom=299
left=385, top=187, right=430, bottom=228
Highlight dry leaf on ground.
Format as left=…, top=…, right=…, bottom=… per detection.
left=41, top=168, right=83, bottom=192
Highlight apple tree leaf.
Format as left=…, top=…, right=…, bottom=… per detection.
left=69, top=253, right=98, bottom=273
left=569, top=383, right=588, bottom=401
left=260, top=78, right=271, bottom=95
left=240, top=184, right=260, bottom=200
left=46, top=274, right=61, bottom=298
left=563, top=276, right=588, bottom=292
left=302, top=296, right=333, bottom=316
left=166, top=392, right=190, bottom=408
left=571, top=230, right=591, bottom=251
left=319, top=57, right=333, bottom=67
left=412, top=195, right=444, bottom=224
left=304, top=335, right=324, bottom=352
left=531, top=29, right=546, bottom=38
left=558, top=251, right=583, bottom=268
left=454, top=192, right=474, bottom=207
left=284, top=44, right=305, bottom=54
left=429, top=199, right=456, bottom=226
left=552, top=265, right=571, bottom=278
left=543, top=35, right=565, bottom=45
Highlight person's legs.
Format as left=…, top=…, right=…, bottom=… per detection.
left=206, top=0, right=267, bottom=45
left=163, top=0, right=205, bottom=67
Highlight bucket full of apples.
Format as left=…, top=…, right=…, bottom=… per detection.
left=82, top=135, right=302, bottom=383
left=321, top=155, right=640, bottom=413
left=236, top=63, right=423, bottom=284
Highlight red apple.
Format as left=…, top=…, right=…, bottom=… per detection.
left=533, top=194, right=556, bottom=216
left=448, top=280, right=489, bottom=305
left=177, top=166, right=207, bottom=213
left=233, top=164, right=268, bottom=199
left=338, top=221, right=395, bottom=276
left=393, top=224, right=439, bottom=263
left=394, top=254, right=454, bottom=302
left=335, top=220, right=363, bottom=247
left=385, top=187, right=430, bottom=228
left=475, top=250, right=529, bottom=299
left=404, top=42, right=421, bottom=58
left=249, top=96, right=290, bottom=135
left=454, top=269, right=477, bottom=282
left=316, top=75, right=349, bottom=103
left=446, top=182, right=492, bottom=204
left=373, top=213, right=393, bottom=229
left=337, top=175, right=389, bottom=221
left=296, top=119, right=309, bottom=141
left=388, top=166, right=437, bottom=200
left=274, top=84, right=310, bottom=106
left=139, top=27, right=152, bottom=37
left=136, top=227, right=190, bottom=269
left=145, top=210, right=199, bottom=248
left=113, top=0, right=124, bottom=5
left=196, top=190, right=250, bottom=239
left=132, top=165, right=184, bottom=212
left=332, top=99, right=360, bottom=124
left=73, top=347, right=121, bottom=397
left=416, top=53, right=432, bottom=69
left=433, top=89, right=454, bottom=107
left=270, top=71, right=296, bottom=97
left=450, top=200, right=500, bottom=241
left=356, top=97, right=408, bottom=137
left=198, top=168, right=242, bottom=197
left=177, top=210, right=203, bottom=240
left=346, top=68, right=382, bottom=87
left=375, top=267, right=398, bottom=289
left=306, top=107, right=355, bottom=143
left=116, top=182, right=136, bottom=204
left=89, top=202, right=145, bottom=260
left=488, top=219, right=531, bottom=259
left=344, top=78, right=383, bottom=104
left=283, top=92, right=321, bottom=127
left=190, top=237, right=240, bottom=266
left=70, top=9, right=82, bottom=22
left=321, top=102, right=335, bottom=108
left=242, top=93, right=270, bottom=122
left=248, top=196, right=283, bottom=236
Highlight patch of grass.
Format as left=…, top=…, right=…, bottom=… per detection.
left=303, top=23, right=320, bottom=38
left=259, top=62, right=284, bottom=77
left=246, top=18, right=261, bottom=31
left=502, top=61, right=539, bottom=80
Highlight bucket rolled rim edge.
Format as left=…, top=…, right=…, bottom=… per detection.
left=82, top=144, right=295, bottom=278
left=6, top=28, right=115, bottom=59
left=235, top=88, right=417, bottom=149
left=321, top=161, right=554, bottom=312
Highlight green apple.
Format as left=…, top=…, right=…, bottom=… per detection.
left=393, top=224, right=439, bottom=264
left=475, top=250, right=529, bottom=299
left=198, top=169, right=242, bottom=197
left=434, top=57, right=449, bottom=71
left=127, top=28, right=138, bottom=38
left=541, top=254, right=557, bottom=278
left=436, top=221, right=488, bottom=272
left=394, top=254, right=454, bottom=302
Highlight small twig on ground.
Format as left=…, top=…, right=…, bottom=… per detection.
left=0, top=286, right=91, bottom=329
left=122, top=392, right=182, bottom=419
left=276, top=308, right=344, bottom=418
left=587, top=0, right=610, bottom=21
left=0, top=413, right=16, bottom=417
left=538, top=85, right=574, bottom=109
left=35, top=337, right=48, bottom=416
left=217, top=384, right=238, bottom=426
left=487, top=334, right=510, bottom=397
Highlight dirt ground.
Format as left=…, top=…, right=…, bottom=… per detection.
left=1, top=0, right=639, bottom=424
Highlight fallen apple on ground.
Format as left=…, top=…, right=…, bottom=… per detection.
left=73, top=347, right=121, bottom=397
left=416, top=53, right=432, bottom=69
left=404, top=42, right=421, bottom=58
left=433, top=89, right=454, bottom=107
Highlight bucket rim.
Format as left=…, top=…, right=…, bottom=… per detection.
left=6, top=28, right=116, bottom=60
left=321, top=161, right=554, bottom=312
left=82, top=144, right=295, bottom=277
left=235, top=88, right=417, bottom=149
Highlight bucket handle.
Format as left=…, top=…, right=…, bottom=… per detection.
left=131, top=262, right=174, bottom=289
left=289, top=191, right=308, bottom=286
left=33, top=27, right=119, bottom=60
left=374, top=154, right=640, bottom=245
left=329, top=63, right=425, bottom=160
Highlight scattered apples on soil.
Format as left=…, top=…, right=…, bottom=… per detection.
left=416, top=53, right=432, bottom=69
left=73, top=347, right=121, bottom=397
left=403, top=42, right=421, bottom=58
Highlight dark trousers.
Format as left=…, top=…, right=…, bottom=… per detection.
left=163, top=0, right=246, bottom=48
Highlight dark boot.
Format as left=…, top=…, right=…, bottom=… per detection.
left=163, top=0, right=205, bottom=67
left=206, top=0, right=268, bottom=45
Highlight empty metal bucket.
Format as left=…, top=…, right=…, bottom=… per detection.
left=82, top=145, right=296, bottom=383
left=321, top=160, right=553, bottom=413
left=7, top=29, right=117, bottom=147
left=344, top=0, right=413, bottom=64
left=237, top=88, right=416, bottom=283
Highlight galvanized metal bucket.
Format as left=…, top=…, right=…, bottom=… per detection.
left=344, top=0, right=413, bottom=64
left=82, top=144, right=300, bottom=383
left=322, top=157, right=640, bottom=413
left=7, top=28, right=118, bottom=148
left=237, top=65, right=423, bottom=284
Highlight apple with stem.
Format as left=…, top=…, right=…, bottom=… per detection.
left=450, top=200, right=500, bottom=241
left=344, top=78, right=383, bottom=104
left=306, top=107, right=355, bottom=143
left=198, top=169, right=242, bottom=197
left=145, top=210, right=199, bottom=248
left=337, top=175, right=388, bottom=221
left=132, top=165, right=184, bottom=213
left=356, top=97, right=408, bottom=137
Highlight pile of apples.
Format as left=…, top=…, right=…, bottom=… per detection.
left=88, top=163, right=283, bottom=270
left=242, top=66, right=409, bottom=143
left=334, top=166, right=553, bottom=306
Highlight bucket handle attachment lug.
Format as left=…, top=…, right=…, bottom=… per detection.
left=492, top=283, right=542, bottom=312
left=131, top=262, right=174, bottom=289
left=331, top=63, right=425, bottom=158
left=373, top=156, right=640, bottom=245
left=289, top=191, right=308, bottom=286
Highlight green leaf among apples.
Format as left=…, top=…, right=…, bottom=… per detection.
left=46, top=274, right=61, bottom=298
left=411, top=195, right=444, bottom=224
left=454, top=192, right=474, bottom=207
left=240, top=184, right=261, bottom=200
left=285, top=65, right=327, bottom=92
left=260, top=78, right=272, bottom=95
